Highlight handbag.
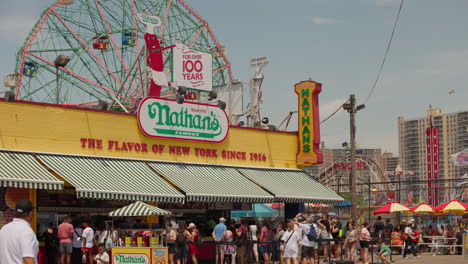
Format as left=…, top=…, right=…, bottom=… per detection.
left=400, top=232, right=409, bottom=240
left=284, top=230, right=295, bottom=247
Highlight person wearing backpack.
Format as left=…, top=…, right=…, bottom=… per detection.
left=295, top=213, right=316, bottom=264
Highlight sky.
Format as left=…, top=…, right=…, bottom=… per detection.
left=1, top=0, right=468, bottom=155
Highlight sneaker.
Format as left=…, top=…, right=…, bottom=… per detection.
left=413, top=255, right=420, bottom=258
left=404, top=256, right=408, bottom=259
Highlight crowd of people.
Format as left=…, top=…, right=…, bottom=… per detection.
left=1, top=199, right=467, bottom=264
left=205, top=211, right=467, bottom=264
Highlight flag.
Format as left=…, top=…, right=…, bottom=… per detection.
left=451, top=149, right=468, bottom=167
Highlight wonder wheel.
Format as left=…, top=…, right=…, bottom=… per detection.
left=8, top=0, right=232, bottom=109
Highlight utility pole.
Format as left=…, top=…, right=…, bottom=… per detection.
left=343, top=94, right=365, bottom=222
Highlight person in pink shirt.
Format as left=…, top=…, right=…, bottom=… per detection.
left=58, top=216, right=74, bottom=264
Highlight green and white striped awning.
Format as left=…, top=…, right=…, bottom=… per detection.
left=0, top=151, right=63, bottom=190
left=148, top=163, right=274, bottom=203
left=109, top=201, right=172, bottom=217
left=38, top=155, right=184, bottom=203
left=237, top=168, right=343, bottom=205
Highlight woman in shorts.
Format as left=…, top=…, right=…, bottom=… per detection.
left=359, top=222, right=372, bottom=264
left=344, top=221, right=358, bottom=261
left=317, top=215, right=331, bottom=261
left=163, top=223, right=177, bottom=264
left=260, top=221, right=272, bottom=264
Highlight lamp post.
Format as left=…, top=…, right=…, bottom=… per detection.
left=53, top=55, right=70, bottom=104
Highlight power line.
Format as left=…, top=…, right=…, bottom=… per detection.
left=320, top=99, right=349, bottom=124
left=364, top=0, right=404, bottom=104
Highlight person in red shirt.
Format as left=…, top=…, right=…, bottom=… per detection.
left=58, top=216, right=74, bottom=264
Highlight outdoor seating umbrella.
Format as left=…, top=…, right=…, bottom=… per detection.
left=410, top=202, right=437, bottom=214
left=435, top=199, right=468, bottom=215
left=109, top=201, right=172, bottom=217
left=373, top=201, right=411, bottom=215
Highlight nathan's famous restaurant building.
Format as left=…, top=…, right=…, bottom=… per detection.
left=0, top=80, right=342, bottom=247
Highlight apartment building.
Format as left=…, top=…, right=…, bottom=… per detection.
left=398, top=108, right=468, bottom=202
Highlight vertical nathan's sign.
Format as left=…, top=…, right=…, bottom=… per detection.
left=295, top=80, right=323, bottom=165
left=173, top=43, right=213, bottom=92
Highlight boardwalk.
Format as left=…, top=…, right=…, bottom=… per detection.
left=391, top=254, right=466, bottom=264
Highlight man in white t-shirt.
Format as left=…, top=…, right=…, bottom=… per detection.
left=403, top=223, right=419, bottom=258
left=0, top=199, right=38, bottom=264
left=296, top=213, right=316, bottom=264
left=81, top=220, right=95, bottom=264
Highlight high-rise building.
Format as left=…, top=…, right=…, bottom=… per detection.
left=382, top=152, right=399, bottom=173
left=398, top=108, right=468, bottom=203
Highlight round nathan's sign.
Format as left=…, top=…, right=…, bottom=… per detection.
left=113, top=253, right=149, bottom=264
left=137, top=97, right=229, bottom=143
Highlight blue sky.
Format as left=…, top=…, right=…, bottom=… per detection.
left=1, top=0, right=468, bottom=155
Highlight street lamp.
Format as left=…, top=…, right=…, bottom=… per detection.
left=54, top=55, right=70, bottom=104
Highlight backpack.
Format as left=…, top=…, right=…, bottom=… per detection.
left=176, top=231, right=185, bottom=247
left=306, top=224, right=317, bottom=242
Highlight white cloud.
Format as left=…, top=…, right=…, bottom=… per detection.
left=320, top=98, right=346, bottom=120
left=311, top=16, right=341, bottom=25
left=0, top=17, right=36, bottom=38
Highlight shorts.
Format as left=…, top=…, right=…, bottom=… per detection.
left=297, top=244, right=302, bottom=255
left=260, top=244, right=271, bottom=254
left=381, top=252, right=390, bottom=257
left=60, top=242, right=72, bottom=254
left=302, top=246, right=314, bottom=258
left=314, top=242, right=319, bottom=249
left=82, top=247, right=93, bottom=253
left=360, top=241, right=370, bottom=248
left=167, top=243, right=176, bottom=254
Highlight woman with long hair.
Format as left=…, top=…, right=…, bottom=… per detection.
left=344, top=221, right=357, bottom=261
left=176, top=223, right=191, bottom=264
left=331, top=218, right=341, bottom=259
left=360, top=222, right=372, bottom=264
left=188, top=223, right=199, bottom=264
left=317, top=215, right=331, bottom=261
left=221, top=224, right=237, bottom=264
left=276, top=222, right=286, bottom=263
left=260, top=221, right=272, bottom=264
left=248, top=219, right=259, bottom=263
left=281, top=221, right=301, bottom=264
left=163, top=222, right=177, bottom=264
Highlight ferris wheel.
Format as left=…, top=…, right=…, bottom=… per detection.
left=5, top=0, right=232, bottom=111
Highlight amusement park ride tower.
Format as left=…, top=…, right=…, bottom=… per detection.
left=3, top=0, right=273, bottom=129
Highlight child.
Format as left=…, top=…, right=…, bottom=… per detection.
left=95, top=243, right=109, bottom=264
left=377, top=239, right=391, bottom=264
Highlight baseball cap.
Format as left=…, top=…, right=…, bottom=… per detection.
left=410, top=219, right=415, bottom=222
left=219, top=217, right=226, bottom=222
left=15, top=199, right=35, bottom=213
left=188, top=223, right=196, bottom=229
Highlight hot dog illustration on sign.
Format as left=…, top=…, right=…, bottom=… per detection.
left=138, top=13, right=170, bottom=97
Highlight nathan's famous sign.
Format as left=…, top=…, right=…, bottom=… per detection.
left=294, top=80, right=323, bottom=165
left=137, top=97, right=229, bottom=143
